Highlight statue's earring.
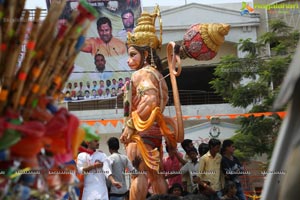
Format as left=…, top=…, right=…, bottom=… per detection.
left=144, top=57, right=147, bottom=64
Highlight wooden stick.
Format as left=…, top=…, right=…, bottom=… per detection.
left=167, top=42, right=184, bottom=142
left=11, top=8, right=41, bottom=111
left=0, top=0, right=17, bottom=94
left=22, top=0, right=98, bottom=119
left=0, top=0, right=98, bottom=119
left=36, top=0, right=67, bottom=50
left=0, top=9, right=30, bottom=114
left=18, top=1, right=68, bottom=117
left=0, top=0, right=25, bottom=74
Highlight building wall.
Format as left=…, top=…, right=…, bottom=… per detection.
left=70, top=103, right=246, bottom=121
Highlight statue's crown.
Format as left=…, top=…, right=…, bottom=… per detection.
left=127, top=5, right=162, bottom=49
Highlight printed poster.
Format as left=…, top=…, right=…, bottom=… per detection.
left=46, top=0, right=142, bottom=101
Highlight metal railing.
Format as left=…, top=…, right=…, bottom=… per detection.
left=168, top=90, right=227, bottom=106
left=23, top=9, right=48, bottom=20
left=65, top=91, right=227, bottom=111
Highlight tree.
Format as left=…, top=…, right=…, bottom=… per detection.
left=210, top=20, right=299, bottom=162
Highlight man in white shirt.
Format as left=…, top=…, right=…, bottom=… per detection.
left=179, top=147, right=200, bottom=193
left=77, top=140, right=122, bottom=200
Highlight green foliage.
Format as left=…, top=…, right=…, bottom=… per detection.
left=238, top=38, right=257, bottom=56
left=210, top=55, right=267, bottom=108
left=269, top=19, right=291, bottom=34
left=261, top=56, right=291, bottom=88
left=291, top=30, right=300, bottom=42
left=259, top=19, right=297, bottom=56
left=232, top=114, right=282, bottom=161
left=210, top=19, right=299, bottom=162
left=259, top=31, right=277, bottom=45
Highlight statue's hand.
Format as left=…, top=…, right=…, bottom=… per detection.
left=120, top=126, right=135, bottom=144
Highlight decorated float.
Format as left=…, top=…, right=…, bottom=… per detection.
left=0, top=0, right=101, bottom=199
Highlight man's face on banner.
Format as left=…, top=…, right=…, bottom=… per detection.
left=98, top=23, right=113, bottom=43
left=95, top=54, right=106, bottom=72
left=122, top=12, right=134, bottom=29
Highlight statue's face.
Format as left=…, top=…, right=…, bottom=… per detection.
left=127, top=46, right=142, bottom=70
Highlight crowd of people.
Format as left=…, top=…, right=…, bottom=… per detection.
left=74, top=137, right=246, bottom=200
left=159, top=138, right=246, bottom=200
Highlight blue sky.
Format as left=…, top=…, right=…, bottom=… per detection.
left=25, top=0, right=247, bottom=9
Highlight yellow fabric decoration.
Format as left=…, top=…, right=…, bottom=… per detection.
left=132, top=107, right=176, bottom=147
left=130, top=107, right=177, bottom=171
left=130, top=133, right=160, bottom=172
left=132, top=107, right=159, bottom=131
